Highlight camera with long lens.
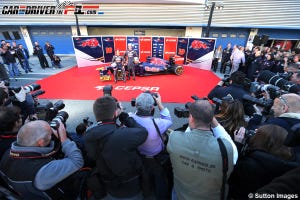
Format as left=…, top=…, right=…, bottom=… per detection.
left=249, top=83, right=281, bottom=100
left=131, top=91, right=158, bottom=107
left=242, top=94, right=274, bottom=115
left=8, top=83, right=41, bottom=96
left=35, top=100, right=65, bottom=122
left=31, top=90, right=45, bottom=98
left=49, top=111, right=69, bottom=130
left=258, top=70, right=300, bottom=94
left=174, top=95, right=203, bottom=118
left=278, top=71, right=294, bottom=81
left=211, top=95, right=234, bottom=114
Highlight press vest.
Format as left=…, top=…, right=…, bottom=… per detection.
left=167, top=129, right=234, bottom=200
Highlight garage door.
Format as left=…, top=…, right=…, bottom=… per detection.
left=28, top=26, right=74, bottom=54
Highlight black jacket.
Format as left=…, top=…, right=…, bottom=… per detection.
left=228, top=149, right=300, bottom=200
left=84, top=118, right=147, bottom=198
left=16, top=48, right=29, bottom=61
left=44, top=44, right=55, bottom=59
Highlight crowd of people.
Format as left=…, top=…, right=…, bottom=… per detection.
left=212, top=42, right=300, bottom=81
left=0, top=42, right=300, bottom=200
left=0, top=40, right=62, bottom=80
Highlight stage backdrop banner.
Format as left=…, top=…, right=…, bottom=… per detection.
left=152, top=37, right=164, bottom=59
left=177, top=38, right=188, bottom=64
left=113, top=36, right=127, bottom=56
left=73, top=36, right=105, bottom=67
left=164, top=37, right=178, bottom=61
left=139, top=36, right=152, bottom=62
left=102, top=36, right=115, bottom=63
left=127, top=36, right=139, bottom=56
left=186, top=38, right=216, bottom=70
left=73, top=36, right=216, bottom=69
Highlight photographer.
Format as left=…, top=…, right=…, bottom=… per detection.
left=0, top=106, right=22, bottom=158
left=215, top=98, right=247, bottom=140
left=228, top=124, right=300, bottom=200
left=290, top=71, right=300, bottom=86
left=167, top=99, right=238, bottom=200
left=84, top=96, right=148, bottom=199
left=129, top=92, right=172, bottom=199
left=0, top=81, right=36, bottom=122
left=248, top=93, right=300, bottom=134
left=0, top=120, right=84, bottom=199
left=247, top=50, right=262, bottom=81
left=208, top=71, right=255, bottom=116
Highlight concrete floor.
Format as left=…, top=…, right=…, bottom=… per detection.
left=8, top=55, right=203, bottom=133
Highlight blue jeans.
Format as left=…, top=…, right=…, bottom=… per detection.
left=21, top=59, right=30, bottom=72
left=8, top=62, right=19, bottom=77
left=172, top=188, right=177, bottom=200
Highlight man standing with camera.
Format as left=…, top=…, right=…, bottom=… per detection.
left=0, top=120, right=84, bottom=199
left=84, top=96, right=148, bottom=199
left=208, top=71, right=255, bottom=116
left=167, top=99, right=238, bottom=200
left=129, top=92, right=173, bottom=199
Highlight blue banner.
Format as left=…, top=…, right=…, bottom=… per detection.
left=72, top=36, right=105, bottom=67
left=187, top=38, right=215, bottom=62
left=152, top=37, right=164, bottom=59
left=127, top=36, right=139, bottom=56
left=177, top=37, right=188, bottom=63
left=102, top=36, right=114, bottom=62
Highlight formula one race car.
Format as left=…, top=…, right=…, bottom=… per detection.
left=135, top=56, right=184, bottom=76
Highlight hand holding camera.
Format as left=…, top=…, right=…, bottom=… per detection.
left=51, top=120, right=67, bottom=143
left=12, top=87, right=26, bottom=102
left=234, top=127, right=246, bottom=144
left=152, top=92, right=164, bottom=110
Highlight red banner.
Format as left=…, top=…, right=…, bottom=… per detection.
left=113, top=36, right=127, bottom=56
left=139, top=36, right=152, bottom=62
left=164, top=37, right=178, bottom=60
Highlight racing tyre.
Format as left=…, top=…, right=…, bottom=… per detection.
left=174, top=65, right=184, bottom=75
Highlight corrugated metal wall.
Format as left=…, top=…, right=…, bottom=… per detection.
left=205, top=0, right=300, bottom=29
left=0, top=0, right=300, bottom=29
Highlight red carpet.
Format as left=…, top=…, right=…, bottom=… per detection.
left=36, top=66, right=220, bottom=103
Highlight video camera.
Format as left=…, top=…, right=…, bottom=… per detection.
left=174, top=95, right=204, bottom=118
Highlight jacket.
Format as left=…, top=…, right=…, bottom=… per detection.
left=228, top=149, right=300, bottom=199
left=84, top=119, right=148, bottom=198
